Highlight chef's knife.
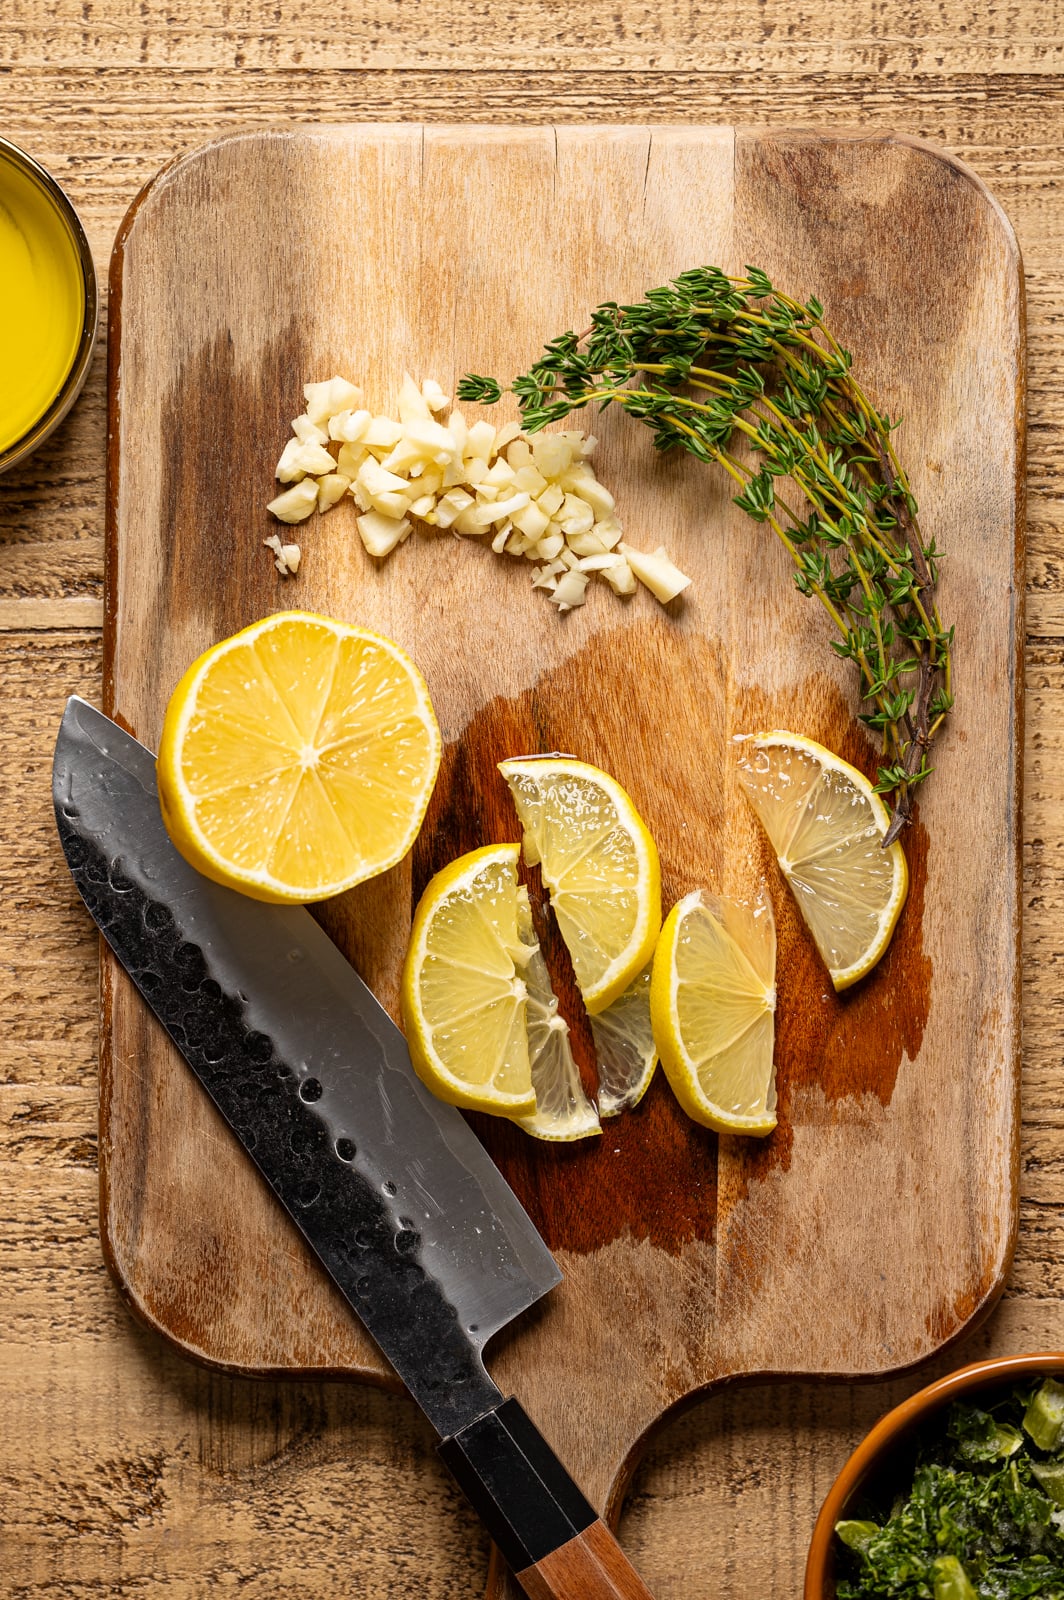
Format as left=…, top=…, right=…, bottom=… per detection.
left=53, top=696, right=656, bottom=1600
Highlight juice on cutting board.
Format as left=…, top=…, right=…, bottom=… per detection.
left=0, top=153, right=85, bottom=456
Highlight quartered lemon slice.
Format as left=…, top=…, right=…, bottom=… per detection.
left=736, top=731, right=908, bottom=990
left=650, top=890, right=777, bottom=1136
left=400, top=843, right=536, bottom=1117
left=157, top=611, right=441, bottom=904
left=513, top=890, right=601, bottom=1142
left=589, top=965, right=658, bottom=1117
left=497, top=757, right=661, bottom=1015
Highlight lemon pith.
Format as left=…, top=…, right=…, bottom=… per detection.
left=157, top=611, right=441, bottom=905
left=401, top=844, right=537, bottom=1118
left=735, top=731, right=908, bottom=990
left=650, top=890, right=777, bottom=1136
left=498, top=757, right=661, bottom=1015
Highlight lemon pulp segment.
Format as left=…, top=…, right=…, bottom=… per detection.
left=736, top=731, right=908, bottom=989
left=157, top=612, right=441, bottom=904
left=651, top=890, right=777, bottom=1136
left=498, top=757, right=661, bottom=1015
left=401, top=844, right=536, bottom=1117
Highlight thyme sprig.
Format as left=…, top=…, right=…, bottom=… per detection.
left=458, top=265, right=953, bottom=844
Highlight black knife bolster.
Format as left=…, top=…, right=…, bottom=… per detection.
left=438, top=1396, right=597, bottom=1570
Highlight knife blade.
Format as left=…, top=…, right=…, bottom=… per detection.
left=53, top=696, right=656, bottom=1600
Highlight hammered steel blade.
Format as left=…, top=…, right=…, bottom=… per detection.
left=53, top=696, right=561, bottom=1437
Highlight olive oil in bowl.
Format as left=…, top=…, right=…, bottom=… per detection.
left=0, top=138, right=97, bottom=472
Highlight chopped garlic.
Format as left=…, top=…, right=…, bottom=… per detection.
left=328, top=408, right=371, bottom=443
left=362, top=415, right=404, bottom=449
left=278, top=439, right=336, bottom=479
left=532, top=434, right=572, bottom=478
left=263, top=534, right=302, bottom=575
left=621, top=543, right=692, bottom=603
left=304, top=377, right=363, bottom=426
left=292, top=414, right=329, bottom=446
left=433, top=488, right=475, bottom=529
left=421, top=378, right=450, bottom=414
left=397, top=372, right=432, bottom=423
left=536, top=482, right=564, bottom=517
left=275, top=437, right=308, bottom=484
left=576, top=552, right=623, bottom=572
left=602, top=558, right=637, bottom=596
left=357, top=511, right=412, bottom=558
left=266, top=371, right=694, bottom=611
left=465, top=420, right=497, bottom=463
left=267, top=480, right=319, bottom=523
left=511, top=500, right=550, bottom=541
left=316, top=473, right=350, bottom=513
left=552, top=570, right=589, bottom=610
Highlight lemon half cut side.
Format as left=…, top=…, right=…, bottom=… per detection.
left=735, top=731, right=908, bottom=990
left=157, top=611, right=442, bottom=904
left=498, top=756, right=662, bottom=1016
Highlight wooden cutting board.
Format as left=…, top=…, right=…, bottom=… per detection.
left=102, top=125, right=1024, bottom=1591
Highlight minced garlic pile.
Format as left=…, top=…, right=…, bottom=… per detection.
left=266, top=375, right=691, bottom=611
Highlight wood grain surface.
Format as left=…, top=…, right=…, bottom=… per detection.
left=100, top=126, right=1023, bottom=1600
left=3, top=11, right=1064, bottom=1599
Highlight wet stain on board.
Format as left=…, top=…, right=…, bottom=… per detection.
left=411, top=621, right=932, bottom=1256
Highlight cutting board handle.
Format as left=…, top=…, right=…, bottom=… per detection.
left=439, top=1397, right=655, bottom=1600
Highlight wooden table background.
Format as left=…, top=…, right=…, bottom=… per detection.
left=3, top=7, right=1062, bottom=1597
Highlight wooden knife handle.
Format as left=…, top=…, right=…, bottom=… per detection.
left=438, top=1398, right=655, bottom=1600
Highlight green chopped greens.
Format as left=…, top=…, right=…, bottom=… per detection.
left=835, top=1382, right=1064, bottom=1598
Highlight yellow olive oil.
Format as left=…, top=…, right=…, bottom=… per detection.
left=0, top=152, right=85, bottom=456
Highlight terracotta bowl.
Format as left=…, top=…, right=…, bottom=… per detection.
left=805, top=1353, right=1064, bottom=1598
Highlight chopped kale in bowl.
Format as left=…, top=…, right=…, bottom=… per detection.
left=834, top=1379, right=1064, bottom=1598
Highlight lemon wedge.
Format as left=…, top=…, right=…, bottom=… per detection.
left=513, top=890, right=601, bottom=1142
left=650, top=891, right=777, bottom=1135
left=736, top=731, right=908, bottom=990
left=401, top=844, right=537, bottom=1117
left=497, top=757, right=661, bottom=1015
left=157, top=611, right=441, bottom=904
left=589, top=965, right=658, bottom=1116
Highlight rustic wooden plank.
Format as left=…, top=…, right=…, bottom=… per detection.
left=3, top=0, right=1064, bottom=74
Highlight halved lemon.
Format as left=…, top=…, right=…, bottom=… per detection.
left=589, top=965, right=658, bottom=1117
left=498, top=757, right=661, bottom=1015
left=157, top=611, right=441, bottom=904
left=650, top=891, right=777, bottom=1136
left=735, top=731, right=908, bottom=990
left=513, top=889, right=601, bottom=1142
left=400, top=844, right=537, bottom=1117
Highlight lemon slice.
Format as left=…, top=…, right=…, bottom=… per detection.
left=650, top=891, right=777, bottom=1135
left=589, top=965, right=658, bottom=1116
left=735, top=731, right=908, bottom=990
left=157, top=611, right=441, bottom=904
left=497, top=757, right=661, bottom=1015
left=513, top=890, right=601, bottom=1142
left=401, top=844, right=537, bottom=1117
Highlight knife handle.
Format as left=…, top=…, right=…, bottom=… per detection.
left=439, top=1397, right=656, bottom=1600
